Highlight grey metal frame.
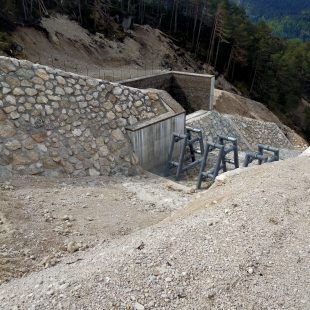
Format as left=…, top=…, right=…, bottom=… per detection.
left=197, top=136, right=239, bottom=189
left=165, top=127, right=204, bottom=180
left=244, top=144, right=280, bottom=167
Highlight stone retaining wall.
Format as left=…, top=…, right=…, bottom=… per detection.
left=0, top=56, right=166, bottom=177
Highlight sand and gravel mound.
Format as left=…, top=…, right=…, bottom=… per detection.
left=0, top=156, right=309, bottom=309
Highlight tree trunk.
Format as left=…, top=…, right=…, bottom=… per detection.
left=78, top=0, right=83, bottom=24
left=225, top=45, right=234, bottom=78
left=169, top=0, right=175, bottom=34
left=195, top=2, right=207, bottom=56
left=231, top=60, right=236, bottom=81
left=207, top=16, right=217, bottom=65
left=250, top=62, right=258, bottom=94
left=191, top=0, right=199, bottom=50
left=174, top=0, right=178, bottom=33
left=127, top=0, right=131, bottom=13
left=22, top=0, right=27, bottom=21
left=214, top=38, right=221, bottom=70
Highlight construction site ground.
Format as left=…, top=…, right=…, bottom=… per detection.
left=0, top=173, right=192, bottom=285
left=0, top=156, right=309, bottom=309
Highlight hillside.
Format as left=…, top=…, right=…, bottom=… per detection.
left=231, top=0, right=310, bottom=40
left=10, top=15, right=200, bottom=81
left=1, top=1, right=310, bottom=140
left=231, top=0, right=309, bottom=18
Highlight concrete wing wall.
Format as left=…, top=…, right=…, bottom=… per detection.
left=127, top=113, right=185, bottom=172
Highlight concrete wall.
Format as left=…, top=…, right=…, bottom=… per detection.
left=121, top=72, right=214, bottom=114
left=0, top=56, right=169, bottom=177
left=126, top=90, right=185, bottom=172
left=121, top=72, right=172, bottom=91
left=171, top=72, right=214, bottom=112
left=127, top=113, right=185, bottom=172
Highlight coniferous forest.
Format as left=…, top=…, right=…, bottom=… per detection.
left=231, top=0, right=310, bottom=41
left=1, top=0, right=310, bottom=138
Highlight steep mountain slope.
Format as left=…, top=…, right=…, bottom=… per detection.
left=10, top=15, right=200, bottom=81
left=231, top=0, right=309, bottom=19
left=231, top=0, right=310, bottom=40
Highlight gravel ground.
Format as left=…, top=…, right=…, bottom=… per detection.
left=0, top=173, right=191, bottom=286
left=0, top=157, right=309, bottom=310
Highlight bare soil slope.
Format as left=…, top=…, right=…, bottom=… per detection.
left=0, top=156, right=309, bottom=309
left=11, top=15, right=199, bottom=80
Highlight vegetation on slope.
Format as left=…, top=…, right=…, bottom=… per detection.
left=231, top=0, right=309, bottom=18
left=267, top=10, right=310, bottom=42
left=0, top=0, right=310, bottom=138
left=231, top=0, right=310, bottom=41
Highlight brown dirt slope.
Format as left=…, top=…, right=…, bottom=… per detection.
left=11, top=15, right=199, bottom=80
left=0, top=173, right=191, bottom=285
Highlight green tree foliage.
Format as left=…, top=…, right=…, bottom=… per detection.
left=268, top=10, right=310, bottom=42
left=231, top=0, right=310, bottom=19
left=0, top=32, right=12, bottom=51
left=231, top=0, right=310, bottom=41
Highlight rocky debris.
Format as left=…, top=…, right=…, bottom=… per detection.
left=186, top=110, right=305, bottom=157
left=165, top=180, right=195, bottom=194
left=213, top=89, right=309, bottom=150
left=0, top=182, right=14, bottom=191
left=0, top=157, right=309, bottom=309
left=0, top=172, right=191, bottom=286
left=225, top=114, right=294, bottom=150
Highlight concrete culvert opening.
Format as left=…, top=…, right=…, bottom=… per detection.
left=121, top=71, right=215, bottom=175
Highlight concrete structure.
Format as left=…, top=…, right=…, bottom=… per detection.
left=0, top=57, right=217, bottom=176
left=121, top=71, right=215, bottom=114
left=126, top=90, right=185, bottom=171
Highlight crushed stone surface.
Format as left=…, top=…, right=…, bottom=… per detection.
left=0, top=157, right=309, bottom=309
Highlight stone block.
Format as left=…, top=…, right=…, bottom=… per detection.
left=31, top=131, right=47, bottom=143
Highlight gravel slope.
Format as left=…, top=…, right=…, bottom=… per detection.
left=0, top=157, right=309, bottom=310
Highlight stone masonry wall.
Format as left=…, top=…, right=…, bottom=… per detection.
left=0, top=56, right=164, bottom=178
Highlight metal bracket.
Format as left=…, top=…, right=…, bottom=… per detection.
left=244, top=144, right=280, bottom=167
left=165, top=127, right=204, bottom=181
left=197, top=135, right=239, bottom=189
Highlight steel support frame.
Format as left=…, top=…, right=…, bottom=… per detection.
left=165, top=127, right=204, bottom=181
